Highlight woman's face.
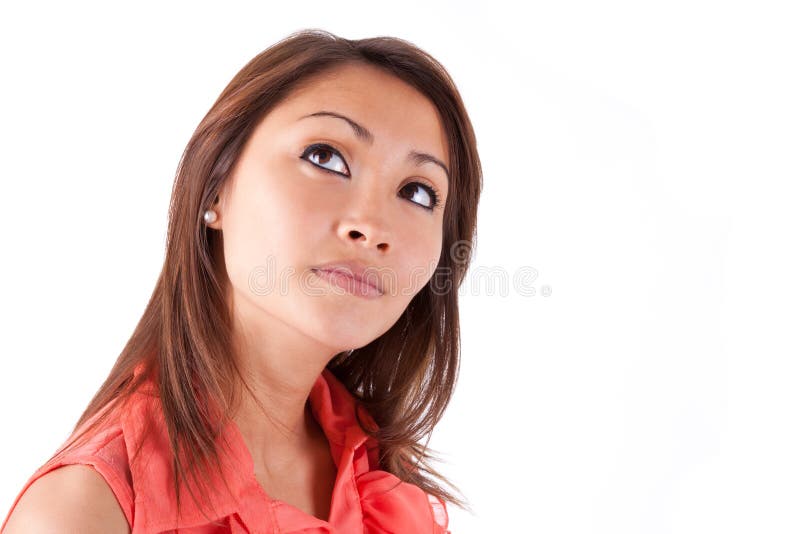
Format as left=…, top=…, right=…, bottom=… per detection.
left=209, top=62, right=450, bottom=353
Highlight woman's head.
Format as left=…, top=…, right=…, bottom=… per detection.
left=205, top=61, right=451, bottom=355
left=184, top=31, right=481, bottom=358
left=72, top=28, right=482, bottom=512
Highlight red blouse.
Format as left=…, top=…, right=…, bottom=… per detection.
left=2, top=367, right=450, bottom=533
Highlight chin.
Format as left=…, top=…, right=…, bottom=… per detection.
left=300, top=312, right=385, bottom=353
left=319, top=325, right=380, bottom=353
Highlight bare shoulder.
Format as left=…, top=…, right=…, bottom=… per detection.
left=3, top=464, right=130, bottom=534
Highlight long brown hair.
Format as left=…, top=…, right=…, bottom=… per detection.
left=55, top=28, right=482, bottom=518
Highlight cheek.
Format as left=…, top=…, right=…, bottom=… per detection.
left=258, top=156, right=338, bottom=243
left=220, top=173, right=316, bottom=290
left=392, top=228, right=443, bottom=297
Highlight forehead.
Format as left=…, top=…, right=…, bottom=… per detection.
left=264, top=63, right=450, bottom=168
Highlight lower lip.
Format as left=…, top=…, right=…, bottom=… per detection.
left=312, top=269, right=383, bottom=299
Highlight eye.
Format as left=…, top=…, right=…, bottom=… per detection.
left=399, top=182, right=441, bottom=211
left=300, top=143, right=350, bottom=176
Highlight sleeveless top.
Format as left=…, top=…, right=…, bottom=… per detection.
left=1, top=366, right=450, bottom=533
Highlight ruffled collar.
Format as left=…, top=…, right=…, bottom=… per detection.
left=124, top=365, right=448, bottom=533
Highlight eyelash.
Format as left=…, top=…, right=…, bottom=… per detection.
left=299, top=143, right=442, bottom=211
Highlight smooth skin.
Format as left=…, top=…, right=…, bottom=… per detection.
left=3, top=465, right=129, bottom=533
left=3, top=62, right=449, bottom=530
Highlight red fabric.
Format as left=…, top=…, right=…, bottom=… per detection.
left=2, top=367, right=450, bottom=533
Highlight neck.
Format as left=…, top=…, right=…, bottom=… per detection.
left=226, top=289, right=338, bottom=468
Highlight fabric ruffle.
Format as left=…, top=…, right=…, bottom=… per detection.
left=356, top=470, right=450, bottom=533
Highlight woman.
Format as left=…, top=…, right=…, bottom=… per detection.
left=2, top=28, right=482, bottom=533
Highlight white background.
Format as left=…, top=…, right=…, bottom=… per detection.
left=1, top=1, right=799, bottom=532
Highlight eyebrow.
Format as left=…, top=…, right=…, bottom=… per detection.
left=298, top=110, right=450, bottom=182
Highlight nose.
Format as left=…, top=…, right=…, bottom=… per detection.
left=337, top=219, right=391, bottom=253
left=336, top=197, right=392, bottom=253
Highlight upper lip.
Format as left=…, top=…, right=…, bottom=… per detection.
left=312, top=259, right=384, bottom=293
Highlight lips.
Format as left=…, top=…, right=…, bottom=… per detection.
left=311, top=259, right=384, bottom=295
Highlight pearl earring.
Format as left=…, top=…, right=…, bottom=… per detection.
left=203, top=209, right=218, bottom=224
